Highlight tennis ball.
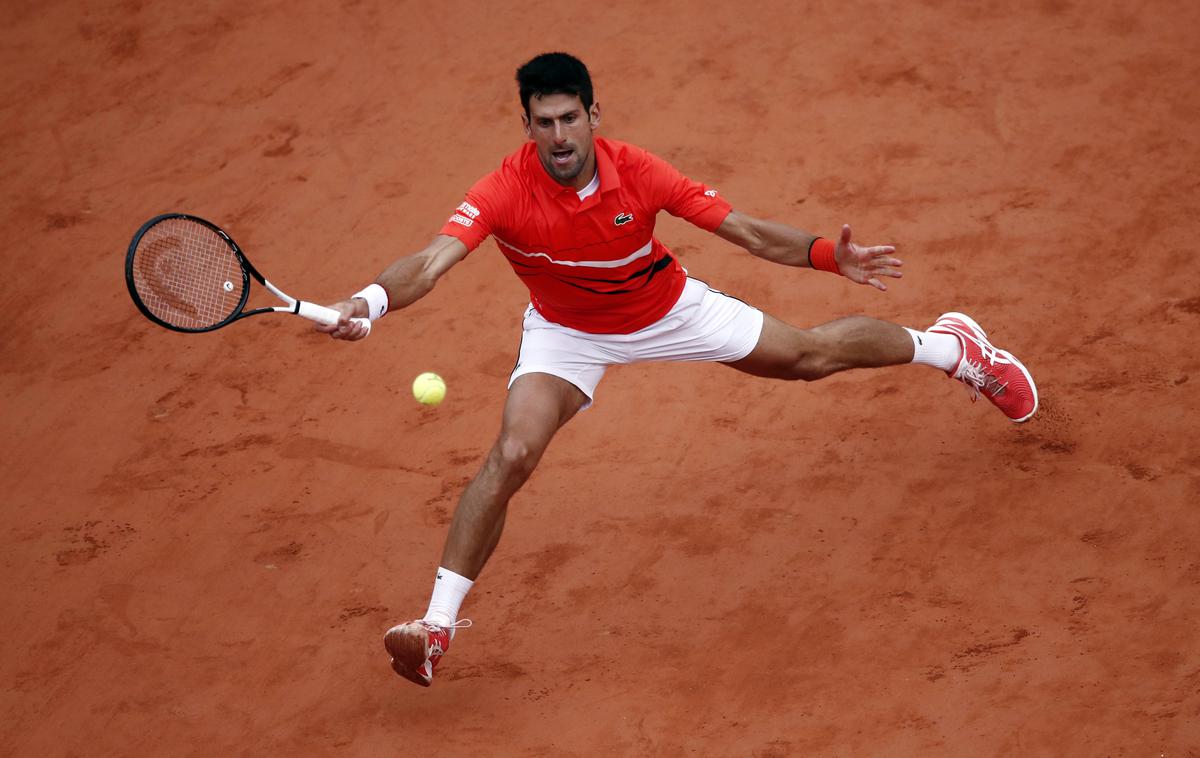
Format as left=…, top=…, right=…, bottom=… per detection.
left=412, top=372, right=446, bottom=405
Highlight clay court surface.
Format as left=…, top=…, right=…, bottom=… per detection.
left=3, top=0, right=1199, bottom=755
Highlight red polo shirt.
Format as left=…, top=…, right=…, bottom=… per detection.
left=438, top=137, right=732, bottom=334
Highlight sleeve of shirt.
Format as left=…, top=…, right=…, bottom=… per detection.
left=437, top=170, right=512, bottom=253
left=641, top=150, right=733, bottom=232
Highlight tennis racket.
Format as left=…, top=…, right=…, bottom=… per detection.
left=125, top=213, right=370, bottom=335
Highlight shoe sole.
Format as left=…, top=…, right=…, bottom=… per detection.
left=384, top=626, right=433, bottom=687
left=933, top=311, right=1039, bottom=423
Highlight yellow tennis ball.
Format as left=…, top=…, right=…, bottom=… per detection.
left=412, top=372, right=446, bottom=405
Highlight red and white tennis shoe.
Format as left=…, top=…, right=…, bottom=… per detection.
left=928, top=312, right=1038, bottom=422
left=384, top=618, right=470, bottom=687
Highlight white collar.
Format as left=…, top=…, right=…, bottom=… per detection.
left=575, top=170, right=600, bottom=201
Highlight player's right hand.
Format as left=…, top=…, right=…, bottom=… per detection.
left=316, top=299, right=371, bottom=341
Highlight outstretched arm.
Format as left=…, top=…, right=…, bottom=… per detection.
left=714, top=210, right=903, bottom=291
left=318, top=234, right=469, bottom=340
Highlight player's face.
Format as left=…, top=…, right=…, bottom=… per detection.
left=523, top=93, right=600, bottom=190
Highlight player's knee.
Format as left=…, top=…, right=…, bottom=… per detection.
left=763, top=331, right=838, bottom=381
left=770, top=344, right=837, bottom=381
left=786, top=332, right=844, bottom=381
left=493, top=434, right=540, bottom=482
left=787, top=355, right=837, bottom=381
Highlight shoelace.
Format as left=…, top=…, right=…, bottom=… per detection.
left=943, top=324, right=1012, bottom=401
left=413, top=618, right=473, bottom=631
left=958, top=360, right=1007, bottom=401
left=422, top=618, right=473, bottom=649
left=412, top=619, right=473, bottom=658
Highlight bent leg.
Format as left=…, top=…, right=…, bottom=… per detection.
left=439, top=372, right=587, bottom=580
left=726, top=312, right=915, bottom=380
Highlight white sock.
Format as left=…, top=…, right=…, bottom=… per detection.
left=904, top=327, right=962, bottom=372
left=424, top=567, right=474, bottom=635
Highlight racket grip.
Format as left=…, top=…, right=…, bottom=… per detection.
left=296, top=301, right=372, bottom=335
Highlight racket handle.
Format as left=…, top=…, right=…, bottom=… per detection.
left=296, top=301, right=372, bottom=335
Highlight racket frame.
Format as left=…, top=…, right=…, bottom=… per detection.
left=126, top=213, right=354, bottom=333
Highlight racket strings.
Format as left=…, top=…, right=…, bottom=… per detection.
left=131, top=218, right=245, bottom=330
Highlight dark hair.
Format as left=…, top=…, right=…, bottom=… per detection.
left=516, top=52, right=594, bottom=116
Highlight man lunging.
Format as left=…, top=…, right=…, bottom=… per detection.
left=320, top=53, right=1036, bottom=687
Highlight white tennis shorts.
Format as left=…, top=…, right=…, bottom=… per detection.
left=509, top=277, right=764, bottom=403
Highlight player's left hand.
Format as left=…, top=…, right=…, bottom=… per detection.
left=835, top=223, right=903, bottom=292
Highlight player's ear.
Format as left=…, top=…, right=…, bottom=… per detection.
left=589, top=102, right=600, bottom=130
left=521, top=111, right=531, bottom=139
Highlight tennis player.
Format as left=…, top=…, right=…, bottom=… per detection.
left=319, top=52, right=1037, bottom=687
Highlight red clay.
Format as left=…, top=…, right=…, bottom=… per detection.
left=3, top=1, right=1199, bottom=755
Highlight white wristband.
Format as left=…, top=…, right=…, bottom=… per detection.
left=352, top=283, right=389, bottom=321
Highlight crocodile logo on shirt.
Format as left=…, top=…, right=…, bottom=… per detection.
left=614, top=212, right=634, bottom=226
